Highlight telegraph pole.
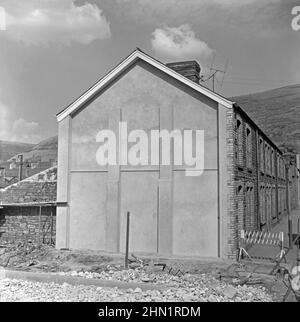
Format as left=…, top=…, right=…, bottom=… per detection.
left=18, top=154, right=23, bottom=181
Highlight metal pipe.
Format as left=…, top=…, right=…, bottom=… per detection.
left=285, top=164, right=293, bottom=248
left=125, top=211, right=130, bottom=269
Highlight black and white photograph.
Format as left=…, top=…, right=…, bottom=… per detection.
left=0, top=0, right=300, bottom=311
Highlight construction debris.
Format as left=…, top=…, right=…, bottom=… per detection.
left=128, top=254, right=184, bottom=276
left=0, top=245, right=292, bottom=301
left=0, top=273, right=272, bottom=302
left=0, top=241, right=52, bottom=268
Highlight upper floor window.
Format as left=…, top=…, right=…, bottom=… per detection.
left=259, top=138, right=264, bottom=172
left=265, top=144, right=269, bottom=174
left=246, top=127, right=252, bottom=169
left=236, top=118, right=243, bottom=167
left=271, top=149, right=274, bottom=176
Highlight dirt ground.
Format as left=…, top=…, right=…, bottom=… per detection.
left=0, top=242, right=298, bottom=302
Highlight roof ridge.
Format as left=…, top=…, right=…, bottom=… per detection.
left=56, top=48, right=234, bottom=122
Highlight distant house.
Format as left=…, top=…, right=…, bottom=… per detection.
left=0, top=155, right=56, bottom=189
left=9, top=160, right=17, bottom=170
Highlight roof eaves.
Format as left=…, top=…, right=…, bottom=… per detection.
left=56, top=48, right=234, bottom=122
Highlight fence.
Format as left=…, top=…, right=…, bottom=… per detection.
left=238, top=229, right=286, bottom=264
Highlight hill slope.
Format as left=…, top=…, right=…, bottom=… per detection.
left=0, top=141, right=34, bottom=162
left=8, top=136, right=58, bottom=162
left=232, top=84, right=300, bottom=153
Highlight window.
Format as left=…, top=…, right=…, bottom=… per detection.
left=271, top=149, right=274, bottom=176
left=245, top=185, right=254, bottom=230
left=271, top=186, right=276, bottom=219
left=236, top=118, right=243, bottom=167
left=237, top=184, right=245, bottom=231
left=268, top=147, right=271, bottom=174
left=246, top=127, right=252, bottom=169
left=260, top=186, right=266, bottom=225
left=260, top=138, right=264, bottom=172
left=276, top=154, right=280, bottom=178
left=266, top=186, right=271, bottom=225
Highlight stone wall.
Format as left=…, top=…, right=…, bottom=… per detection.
left=0, top=206, right=56, bottom=245
left=0, top=167, right=57, bottom=245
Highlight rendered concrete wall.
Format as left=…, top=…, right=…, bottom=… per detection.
left=172, top=171, right=218, bottom=257
left=56, top=116, right=71, bottom=249
left=58, top=60, right=223, bottom=257
left=119, top=172, right=159, bottom=254
left=69, top=172, right=107, bottom=250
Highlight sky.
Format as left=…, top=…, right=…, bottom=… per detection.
left=0, top=0, right=299, bottom=143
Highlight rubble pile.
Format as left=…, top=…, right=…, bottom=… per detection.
left=0, top=275, right=272, bottom=302
left=0, top=247, right=277, bottom=301
left=0, top=242, right=52, bottom=268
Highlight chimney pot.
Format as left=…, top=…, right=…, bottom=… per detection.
left=166, top=61, right=201, bottom=84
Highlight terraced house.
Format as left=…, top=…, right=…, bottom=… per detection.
left=55, top=49, right=300, bottom=259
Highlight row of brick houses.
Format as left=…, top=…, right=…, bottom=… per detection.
left=0, top=49, right=299, bottom=259
left=235, top=106, right=299, bottom=231
left=231, top=106, right=300, bottom=257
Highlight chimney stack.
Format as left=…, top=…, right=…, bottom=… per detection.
left=166, top=61, right=201, bottom=84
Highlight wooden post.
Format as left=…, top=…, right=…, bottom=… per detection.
left=125, top=211, right=130, bottom=269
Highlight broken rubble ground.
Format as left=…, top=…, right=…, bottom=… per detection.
left=0, top=242, right=296, bottom=302
left=0, top=276, right=271, bottom=302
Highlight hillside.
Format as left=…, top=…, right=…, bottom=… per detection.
left=8, top=136, right=58, bottom=162
left=232, top=84, right=300, bottom=153
left=0, top=141, right=34, bottom=162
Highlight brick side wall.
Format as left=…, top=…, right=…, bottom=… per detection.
left=230, top=106, right=300, bottom=258
left=233, top=111, right=258, bottom=237
left=223, top=105, right=300, bottom=260
left=226, top=108, right=237, bottom=259
left=0, top=206, right=56, bottom=245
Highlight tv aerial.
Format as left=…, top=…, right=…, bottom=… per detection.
left=201, top=53, right=229, bottom=92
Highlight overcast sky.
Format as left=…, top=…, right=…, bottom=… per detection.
left=0, top=0, right=299, bottom=143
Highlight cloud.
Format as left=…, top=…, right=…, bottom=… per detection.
left=151, top=24, right=214, bottom=63
left=107, top=0, right=286, bottom=32
left=0, top=101, right=10, bottom=140
left=10, top=118, right=42, bottom=143
left=2, top=1, right=111, bottom=45
left=0, top=101, right=42, bottom=143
